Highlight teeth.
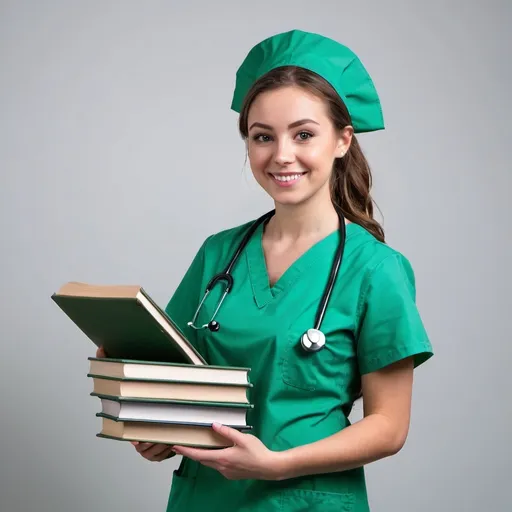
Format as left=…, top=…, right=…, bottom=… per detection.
left=273, top=173, right=303, bottom=182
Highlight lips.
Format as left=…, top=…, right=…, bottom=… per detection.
left=268, top=171, right=307, bottom=187
left=271, top=172, right=305, bottom=182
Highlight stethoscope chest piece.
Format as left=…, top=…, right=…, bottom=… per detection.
left=300, top=328, right=326, bottom=352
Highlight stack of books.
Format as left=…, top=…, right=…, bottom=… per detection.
left=51, top=282, right=253, bottom=448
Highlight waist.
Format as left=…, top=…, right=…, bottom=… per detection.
left=181, top=458, right=368, bottom=499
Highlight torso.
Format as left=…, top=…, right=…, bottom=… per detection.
left=164, top=218, right=384, bottom=512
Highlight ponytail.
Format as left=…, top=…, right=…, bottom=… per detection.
left=331, top=135, right=385, bottom=243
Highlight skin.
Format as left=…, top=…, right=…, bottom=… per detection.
left=97, top=85, right=415, bottom=478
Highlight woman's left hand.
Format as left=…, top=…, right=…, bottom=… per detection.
left=172, top=422, right=283, bottom=481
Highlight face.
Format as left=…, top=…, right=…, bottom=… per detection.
left=246, top=86, right=351, bottom=208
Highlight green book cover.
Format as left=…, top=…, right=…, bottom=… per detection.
left=91, top=393, right=254, bottom=408
left=87, top=374, right=252, bottom=388
left=87, top=356, right=250, bottom=372
left=96, top=433, right=233, bottom=449
left=51, top=282, right=206, bottom=365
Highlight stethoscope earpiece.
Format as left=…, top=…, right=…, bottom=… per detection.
left=301, top=328, right=326, bottom=352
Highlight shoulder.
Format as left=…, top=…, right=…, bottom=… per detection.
left=350, top=226, right=433, bottom=373
left=349, top=223, right=417, bottom=294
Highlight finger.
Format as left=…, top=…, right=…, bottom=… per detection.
left=211, top=422, right=247, bottom=446
left=96, top=346, right=108, bottom=358
left=151, top=446, right=175, bottom=461
left=134, top=442, right=158, bottom=454
left=142, top=444, right=173, bottom=460
left=173, top=445, right=228, bottom=463
left=161, top=447, right=176, bottom=460
left=133, top=441, right=173, bottom=460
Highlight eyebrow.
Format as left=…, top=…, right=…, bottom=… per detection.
left=248, top=118, right=320, bottom=131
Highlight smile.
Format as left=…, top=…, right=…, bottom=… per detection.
left=269, top=172, right=307, bottom=186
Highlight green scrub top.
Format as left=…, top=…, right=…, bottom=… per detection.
left=164, top=219, right=433, bottom=512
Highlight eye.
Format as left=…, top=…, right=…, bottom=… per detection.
left=252, top=133, right=272, bottom=143
left=296, top=131, right=313, bottom=141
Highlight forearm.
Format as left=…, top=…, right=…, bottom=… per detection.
left=274, top=413, right=406, bottom=480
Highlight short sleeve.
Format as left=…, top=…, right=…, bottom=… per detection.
left=356, top=253, right=433, bottom=375
left=164, top=237, right=210, bottom=348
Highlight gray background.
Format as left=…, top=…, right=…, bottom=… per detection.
left=1, top=1, right=510, bottom=511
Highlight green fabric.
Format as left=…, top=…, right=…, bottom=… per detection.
left=230, top=29, right=385, bottom=133
left=164, top=220, right=433, bottom=512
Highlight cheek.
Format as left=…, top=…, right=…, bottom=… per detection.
left=248, top=147, right=270, bottom=171
left=298, top=145, right=333, bottom=171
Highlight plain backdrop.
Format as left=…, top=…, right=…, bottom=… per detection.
left=1, top=1, right=510, bottom=511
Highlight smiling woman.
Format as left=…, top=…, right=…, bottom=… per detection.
left=99, top=28, right=434, bottom=512
left=239, top=65, right=385, bottom=243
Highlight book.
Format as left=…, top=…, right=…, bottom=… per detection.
left=90, top=376, right=251, bottom=404
left=97, top=416, right=242, bottom=448
left=51, top=282, right=205, bottom=365
left=98, top=396, right=251, bottom=427
left=88, top=357, right=250, bottom=386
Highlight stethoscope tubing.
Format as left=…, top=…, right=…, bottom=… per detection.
left=189, top=208, right=347, bottom=345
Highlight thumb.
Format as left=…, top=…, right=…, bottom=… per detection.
left=211, top=422, right=247, bottom=445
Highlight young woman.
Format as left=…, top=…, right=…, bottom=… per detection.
left=98, top=29, right=433, bottom=511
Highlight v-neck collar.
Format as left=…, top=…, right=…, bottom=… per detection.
left=245, top=220, right=360, bottom=309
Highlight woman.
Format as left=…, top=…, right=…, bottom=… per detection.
left=98, top=29, right=433, bottom=511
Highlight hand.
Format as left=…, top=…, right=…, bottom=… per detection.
left=131, top=441, right=176, bottom=462
left=172, top=422, right=283, bottom=481
left=96, top=346, right=107, bottom=358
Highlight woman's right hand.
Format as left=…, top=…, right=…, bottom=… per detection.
left=131, top=442, right=176, bottom=462
left=94, top=345, right=175, bottom=462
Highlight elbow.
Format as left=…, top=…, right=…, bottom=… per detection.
left=390, top=423, right=411, bottom=455
left=379, top=416, right=410, bottom=456
left=387, top=431, right=408, bottom=456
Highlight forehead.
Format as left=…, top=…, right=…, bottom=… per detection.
left=247, top=86, right=329, bottom=125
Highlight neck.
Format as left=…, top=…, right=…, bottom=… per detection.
left=267, top=193, right=340, bottom=241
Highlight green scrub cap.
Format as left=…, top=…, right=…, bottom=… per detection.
left=230, top=29, right=384, bottom=133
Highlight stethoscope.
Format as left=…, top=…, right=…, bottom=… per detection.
left=188, top=208, right=347, bottom=353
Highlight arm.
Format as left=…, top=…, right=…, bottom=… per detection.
left=172, top=356, right=415, bottom=481
left=273, top=356, right=414, bottom=480
left=271, top=253, right=432, bottom=479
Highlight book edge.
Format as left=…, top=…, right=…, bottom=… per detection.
left=87, top=373, right=253, bottom=388
left=93, top=393, right=253, bottom=408
left=96, top=412, right=252, bottom=430
left=87, top=356, right=250, bottom=372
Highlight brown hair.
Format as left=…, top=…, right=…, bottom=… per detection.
left=237, top=65, right=385, bottom=243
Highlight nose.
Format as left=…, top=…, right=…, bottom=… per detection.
left=273, top=137, right=295, bottom=166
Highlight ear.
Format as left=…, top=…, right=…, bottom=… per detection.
left=334, top=125, right=354, bottom=158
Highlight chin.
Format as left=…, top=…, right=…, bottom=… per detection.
left=269, top=191, right=313, bottom=208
